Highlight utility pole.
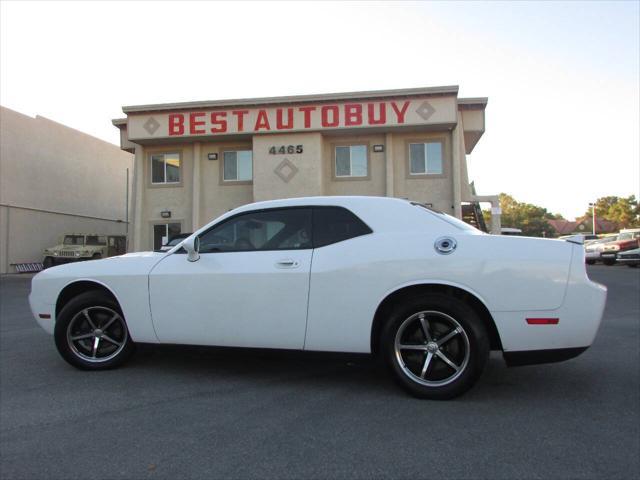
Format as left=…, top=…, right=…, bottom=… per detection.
left=125, top=168, right=129, bottom=250
left=589, top=202, right=596, bottom=235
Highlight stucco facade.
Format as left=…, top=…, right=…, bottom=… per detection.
left=0, top=106, right=133, bottom=273
left=113, top=86, right=499, bottom=251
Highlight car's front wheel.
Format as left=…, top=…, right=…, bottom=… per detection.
left=381, top=294, right=489, bottom=399
left=54, top=291, right=134, bottom=370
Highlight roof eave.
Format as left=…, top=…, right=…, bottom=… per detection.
left=121, top=85, right=460, bottom=114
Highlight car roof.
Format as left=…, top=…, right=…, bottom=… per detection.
left=231, top=195, right=410, bottom=212
left=192, top=196, right=472, bottom=238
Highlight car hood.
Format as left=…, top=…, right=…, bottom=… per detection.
left=34, top=251, right=165, bottom=281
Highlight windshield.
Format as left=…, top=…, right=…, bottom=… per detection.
left=412, top=202, right=481, bottom=233
left=86, top=235, right=106, bottom=246
left=618, top=232, right=639, bottom=241
left=63, top=235, right=84, bottom=245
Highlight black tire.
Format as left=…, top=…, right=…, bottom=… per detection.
left=603, top=258, right=616, bottom=266
left=91, top=253, right=102, bottom=261
left=585, top=259, right=596, bottom=265
left=43, top=257, right=54, bottom=269
left=380, top=294, right=489, bottom=400
left=628, top=264, right=638, bottom=268
left=54, top=290, right=135, bottom=370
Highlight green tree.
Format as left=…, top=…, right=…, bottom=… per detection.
left=483, top=193, right=560, bottom=237
left=584, top=195, right=640, bottom=228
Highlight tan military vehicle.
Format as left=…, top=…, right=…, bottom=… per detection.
left=43, top=234, right=127, bottom=269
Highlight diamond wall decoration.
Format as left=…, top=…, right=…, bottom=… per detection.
left=143, top=117, right=160, bottom=135
left=274, top=158, right=299, bottom=183
left=415, top=101, right=436, bottom=121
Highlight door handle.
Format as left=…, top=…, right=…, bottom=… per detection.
left=276, top=259, right=299, bottom=268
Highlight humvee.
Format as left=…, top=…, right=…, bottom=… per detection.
left=42, top=234, right=127, bottom=269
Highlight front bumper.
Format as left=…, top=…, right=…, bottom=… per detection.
left=616, top=256, right=640, bottom=265
left=28, top=292, right=55, bottom=335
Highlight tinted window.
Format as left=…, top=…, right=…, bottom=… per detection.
left=199, top=208, right=312, bottom=253
left=313, top=207, right=372, bottom=247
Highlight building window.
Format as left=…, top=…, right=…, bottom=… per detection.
left=223, top=150, right=253, bottom=181
left=151, top=153, right=181, bottom=184
left=335, top=145, right=368, bottom=177
left=153, top=223, right=181, bottom=250
left=409, top=142, right=443, bottom=175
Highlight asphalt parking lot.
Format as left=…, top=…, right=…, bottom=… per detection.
left=1, top=265, right=638, bottom=480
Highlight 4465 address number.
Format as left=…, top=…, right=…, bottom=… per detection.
left=269, top=145, right=303, bottom=154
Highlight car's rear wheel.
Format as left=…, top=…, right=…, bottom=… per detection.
left=381, top=294, right=489, bottom=399
left=54, top=291, right=134, bottom=370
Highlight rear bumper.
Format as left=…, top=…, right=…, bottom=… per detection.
left=503, top=346, right=588, bottom=367
left=492, top=245, right=607, bottom=354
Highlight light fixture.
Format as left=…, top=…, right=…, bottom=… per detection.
left=160, top=210, right=171, bottom=219
left=207, top=153, right=218, bottom=161
left=372, top=144, right=384, bottom=153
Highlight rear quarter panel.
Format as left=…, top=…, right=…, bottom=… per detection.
left=305, top=232, right=573, bottom=353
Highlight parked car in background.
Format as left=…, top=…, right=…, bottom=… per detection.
left=158, top=233, right=192, bottom=252
left=29, top=197, right=607, bottom=400
left=43, top=234, right=127, bottom=269
left=616, top=248, right=640, bottom=268
left=560, top=233, right=598, bottom=242
left=584, top=236, right=619, bottom=265
left=600, top=229, right=640, bottom=266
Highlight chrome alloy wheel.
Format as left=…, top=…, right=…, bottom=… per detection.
left=394, top=310, right=470, bottom=387
left=66, top=307, right=128, bottom=363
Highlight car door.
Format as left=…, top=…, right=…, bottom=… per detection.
left=149, top=207, right=313, bottom=349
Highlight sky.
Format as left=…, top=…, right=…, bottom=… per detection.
left=1, top=0, right=638, bottom=219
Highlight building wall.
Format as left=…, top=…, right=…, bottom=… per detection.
left=132, top=127, right=462, bottom=250
left=0, top=107, right=133, bottom=273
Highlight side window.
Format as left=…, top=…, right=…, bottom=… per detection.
left=151, top=153, right=181, bottom=184
left=199, top=208, right=312, bottom=253
left=313, top=207, right=372, bottom=248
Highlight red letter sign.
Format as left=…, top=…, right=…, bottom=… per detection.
left=321, top=105, right=339, bottom=127
left=390, top=101, right=410, bottom=124
left=299, top=106, right=316, bottom=128
left=168, top=114, right=185, bottom=136
left=367, top=103, right=386, bottom=125
left=232, top=110, right=249, bottom=132
left=254, top=110, right=271, bottom=131
left=344, top=104, right=363, bottom=126
left=276, top=108, right=294, bottom=130
left=189, top=112, right=206, bottom=135
left=210, top=111, right=227, bottom=133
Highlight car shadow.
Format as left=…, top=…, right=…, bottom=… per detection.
left=125, top=345, right=597, bottom=403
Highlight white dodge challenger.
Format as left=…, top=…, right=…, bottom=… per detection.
left=30, top=196, right=607, bottom=399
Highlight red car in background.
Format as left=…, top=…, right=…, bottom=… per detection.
left=600, top=229, right=640, bottom=265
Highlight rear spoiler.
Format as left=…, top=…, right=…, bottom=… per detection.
left=565, top=235, right=585, bottom=245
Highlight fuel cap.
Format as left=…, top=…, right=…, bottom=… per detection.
left=434, top=237, right=457, bottom=255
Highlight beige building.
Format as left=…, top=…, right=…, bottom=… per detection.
left=0, top=106, right=133, bottom=273
left=112, top=86, right=500, bottom=251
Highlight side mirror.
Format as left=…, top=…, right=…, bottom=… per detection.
left=183, top=235, right=200, bottom=262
